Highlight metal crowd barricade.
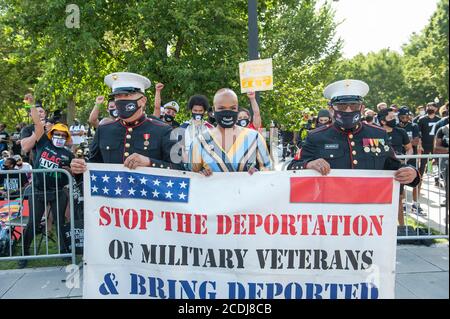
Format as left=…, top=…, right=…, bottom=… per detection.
left=396, top=153, right=449, bottom=241
left=0, top=168, right=76, bottom=265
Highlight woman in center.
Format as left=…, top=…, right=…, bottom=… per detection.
left=188, top=88, right=272, bottom=175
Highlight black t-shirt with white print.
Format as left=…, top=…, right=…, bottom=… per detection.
left=418, top=115, right=441, bottom=150
left=33, top=135, right=73, bottom=191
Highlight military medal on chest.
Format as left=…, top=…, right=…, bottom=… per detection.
left=369, top=138, right=376, bottom=153
left=363, top=138, right=370, bottom=153
left=374, top=138, right=381, bottom=154
left=143, top=133, right=150, bottom=150
left=379, top=138, right=389, bottom=152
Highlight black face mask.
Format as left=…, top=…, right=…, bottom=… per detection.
left=108, top=109, right=118, bottom=118
left=237, top=119, right=250, bottom=127
left=427, top=109, right=436, bottom=115
left=192, top=113, right=203, bottom=121
left=333, top=110, right=361, bottom=130
left=384, top=119, right=396, bottom=128
left=115, top=97, right=143, bottom=119
left=215, top=110, right=238, bottom=128
left=365, top=115, right=373, bottom=122
left=164, top=114, right=174, bottom=122
left=208, top=114, right=216, bottom=124
left=399, top=119, right=409, bottom=125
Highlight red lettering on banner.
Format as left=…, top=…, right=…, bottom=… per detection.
left=161, top=212, right=208, bottom=234
left=99, top=206, right=111, bottom=226
left=312, top=215, right=326, bottom=236
left=369, top=215, right=383, bottom=236
left=234, top=214, right=246, bottom=234
left=264, top=214, right=279, bottom=235
left=280, top=215, right=297, bottom=235
left=299, top=215, right=312, bottom=235
left=215, top=214, right=384, bottom=237
left=161, top=211, right=175, bottom=231
left=98, top=206, right=154, bottom=230
left=342, top=216, right=352, bottom=236
left=99, top=208, right=384, bottom=237
left=353, top=215, right=368, bottom=236
left=328, top=215, right=340, bottom=236
left=248, top=214, right=263, bottom=235
left=217, top=215, right=232, bottom=235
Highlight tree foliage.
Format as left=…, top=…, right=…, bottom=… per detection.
left=0, top=0, right=341, bottom=130
left=333, top=49, right=406, bottom=109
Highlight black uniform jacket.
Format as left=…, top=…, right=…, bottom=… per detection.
left=89, top=115, right=183, bottom=170
left=287, top=122, right=420, bottom=187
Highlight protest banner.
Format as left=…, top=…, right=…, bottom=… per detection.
left=239, top=58, right=273, bottom=93
left=83, top=164, right=399, bottom=299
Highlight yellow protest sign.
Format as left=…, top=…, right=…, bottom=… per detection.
left=239, top=58, right=273, bottom=93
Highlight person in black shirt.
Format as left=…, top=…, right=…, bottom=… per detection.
left=20, top=95, right=48, bottom=165
left=398, top=106, right=423, bottom=214
left=152, top=83, right=180, bottom=128
left=413, top=105, right=426, bottom=124
left=378, top=108, right=412, bottom=155
left=417, top=102, right=441, bottom=193
left=19, top=104, right=74, bottom=268
left=378, top=108, right=413, bottom=225
left=161, top=101, right=181, bottom=128
left=398, top=107, right=420, bottom=154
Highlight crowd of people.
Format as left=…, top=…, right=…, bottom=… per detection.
left=0, top=73, right=448, bottom=267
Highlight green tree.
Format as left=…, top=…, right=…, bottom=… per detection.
left=259, top=0, right=342, bottom=130
left=333, top=49, right=406, bottom=109
left=0, top=21, right=41, bottom=128
left=402, top=0, right=449, bottom=106
left=0, top=0, right=342, bottom=129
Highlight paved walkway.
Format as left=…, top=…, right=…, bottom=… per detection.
left=395, top=244, right=448, bottom=298
left=0, top=244, right=447, bottom=299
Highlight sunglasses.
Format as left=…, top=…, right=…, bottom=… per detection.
left=332, top=104, right=362, bottom=112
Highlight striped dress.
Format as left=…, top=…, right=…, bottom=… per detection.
left=188, top=127, right=272, bottom=172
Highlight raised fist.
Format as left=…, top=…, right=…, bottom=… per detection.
left=96, top=96, right=105, bottom=105
left=155, top=83, right=164, bottom=91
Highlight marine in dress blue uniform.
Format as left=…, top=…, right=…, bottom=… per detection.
left=89, top=72, right=183, bottom=170
left=287, top=79, right=420, bottom=188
